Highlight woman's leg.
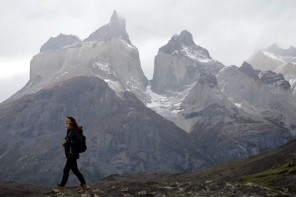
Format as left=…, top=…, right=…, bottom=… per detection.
left=71, top=158, right=86, bottom=185
left=59, top=158, right=72, bottom=186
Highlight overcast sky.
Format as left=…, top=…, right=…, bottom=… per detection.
left=1, top=0, right=296, bottom=103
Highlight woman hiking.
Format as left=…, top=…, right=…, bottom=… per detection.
left=52, top=116, right=90, bottom=194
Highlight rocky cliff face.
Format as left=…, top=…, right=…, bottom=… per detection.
left=151, top=30, right=224, bottom=94
left=217, top=62, right=296, bottom=135
left=8, top=10, right=148, bottom=103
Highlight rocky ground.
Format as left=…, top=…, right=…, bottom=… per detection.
left=1, top=174, right=294, bottom=197
left=1, top=140, right=296, bottom=197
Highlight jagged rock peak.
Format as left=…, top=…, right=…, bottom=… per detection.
left=160, top=30, right=195, bottom=54
left=238, top=62, right=260, bottom=80
left=84, top=10, right=131, bottom=44
left=159, top=30, right=195, bottom=54
left=40, top=33, right=81, bottom=52
left=159, top=30, right=210, bottom=58
left=259, top=70, right=290, bottom=90
left=266, top=43, right=296, bottom=57
left=175, top=30, right=195, bottom=46
left=110, top=10, right=126, bottom=26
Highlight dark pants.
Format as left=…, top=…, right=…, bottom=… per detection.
left=60, top=157, right=86, bottom=186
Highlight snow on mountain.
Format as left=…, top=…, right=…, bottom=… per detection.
left=262, top=51, right=288, bottom=64
left=181, top=46, right=213, bottom=63
left=145, top=83, right=194, bottom=131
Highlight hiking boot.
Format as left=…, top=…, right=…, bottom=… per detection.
left=78, top=184, right=90, bottom=193
left=52, top=185, right=64, bottom=194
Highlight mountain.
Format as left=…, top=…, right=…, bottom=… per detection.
left=247, top=44, right=296, bottom=97
left=7, top=10, right=148, bottom=103
left=217, top=62, right=296, bottom=136
left=147, top=30, right=225, bottom=132
left=151, top=30, right=224, bottom=94
left=2, top=139, right=296, bottom=196
left=184, top=70, right=291, bottom=163
left=146, top=33, right=293, bottom=164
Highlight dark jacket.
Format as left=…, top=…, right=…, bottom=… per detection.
left=64, top=128, right=80, bottom=159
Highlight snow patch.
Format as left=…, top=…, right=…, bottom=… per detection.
left=263, top=51, right=286, bottom=64
left=104, top=79, right=125, bottom=96
left=235, top=103, right=242, bottom=108
left=263, top=50, right=296, bottom=64
left=93, top=61, right=111, bottom=74
left=126, top=76, right=141, bottom=92
left=290, top=79, right=296, bottom=86
left=61, top=42, right=81, bottom=50
left=121, top=39, right=136, bottom=50
left=145, top=83, right=195, bottom=114
left=182, top=46, right=212, bottom=63
left=146, top=86, right=170, bottom=110
left=62, top=72, right=69, bottom=76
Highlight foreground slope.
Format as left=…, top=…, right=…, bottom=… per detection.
left=1, top=140, right=295, bottom=196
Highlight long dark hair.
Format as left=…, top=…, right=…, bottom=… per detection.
left=67, top=116, right=80, bottom=129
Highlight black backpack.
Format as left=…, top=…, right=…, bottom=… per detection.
left=76, top=127, right=87, bottom=153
